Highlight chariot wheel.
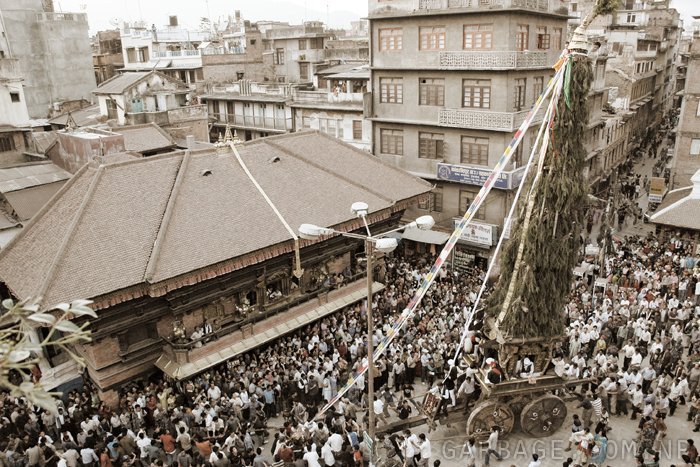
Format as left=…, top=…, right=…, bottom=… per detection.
left=466, top=401, right=514, bottom=443
left=520, top=394, right=567, bottom=438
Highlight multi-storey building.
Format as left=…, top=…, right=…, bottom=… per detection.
left=263, top=21, right=334, bottom=83
left=0, top=0, right=96, bottom=118
left=601, top=0, right=680, bottom=163
left=120, top=17, right=210, bottom=89
left=368, top=0, right=568, bottom=263
left=291, top=65, right=371, bottom=151
left=670, top=32, right=700, bottom=189
left=201, top=81, right=293, bottom=141
left=201, top=19, right=268, bottom=84
left=93, top=30, right=124, bottom=85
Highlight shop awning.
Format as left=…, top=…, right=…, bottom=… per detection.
left=401, top=228, right=450, bottom=245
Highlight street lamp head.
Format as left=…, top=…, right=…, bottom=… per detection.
left=351, top=201, right=369, bottom=218
left=374, top=237, right=398, bottom=254
left=298, top=223, right=332, bottom=240
left=415, top=215, right=435, bottom=230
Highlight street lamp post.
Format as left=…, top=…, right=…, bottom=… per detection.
left=299, top=202, right=435, bottom=467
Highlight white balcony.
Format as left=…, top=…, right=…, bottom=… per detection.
left=292, top=90, right=364, bottom=105
left=439, top=51, right=548, bottom=70
left=635, top=49, right=657, bottom=59
left=438, top=107, right=545, bottom=132
left=369, top=0, right=564, bottom=17
left=153, top=49, right=201, bottom=58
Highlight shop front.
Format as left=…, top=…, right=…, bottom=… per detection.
left=451, top=219, right=498, bottom=271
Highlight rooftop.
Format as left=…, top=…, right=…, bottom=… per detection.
left=93, top=72, right=151, bottom=95
left=112, top=123, right=177, bottom=153
left=0, top=131, right=430, bottom=309
left=0, top=162, right=72, bottom=194
left=650, top=170, right=700, bottom=231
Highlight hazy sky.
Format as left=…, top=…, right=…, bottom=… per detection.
left=55, top=0, right=698, bottom=34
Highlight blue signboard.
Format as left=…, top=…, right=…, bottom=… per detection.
left=436, top=163, right=526, bottom=190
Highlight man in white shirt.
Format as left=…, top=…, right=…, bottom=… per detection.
left=328, top=431, right=343, bottom=453
left=373, top=397, right=388, bottom=425
left=484, top=427, right=503, bottom=466
left=528, top=453, right=542, bottom=467
left=303, top=447, right=322, bottom=467
left=321, top=442, right=335, bottom=467
left=417, top=434, right=431, bottom=467
left=79, top=447, right=98, bottom=467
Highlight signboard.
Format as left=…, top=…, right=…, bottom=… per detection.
left=648, top=177, right=666, bottom=203
left=363, top=431, right=373, bottom=452
left=437, top=163, right=526, bottom=190
left=453, top=219, right=496, bottom=246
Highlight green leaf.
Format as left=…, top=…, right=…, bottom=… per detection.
left=2, top=299, right=14, bottom=310
left=68, top=305, right=97, bottom=318
left=71, top=299, right=94, bottom=307
left=8, top=350, right=31, bottom=363
left=54, top=320, right=80, bottom=334
left=22, top=303, right=40, bottom=313
left=53, top=303, right=70, bottom=312
left=27, top=313, right=56, bottom=325
left=20, top=342, right=43, bottom=353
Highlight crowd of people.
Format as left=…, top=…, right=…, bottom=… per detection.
left=1, top=119, right=699, bottom=467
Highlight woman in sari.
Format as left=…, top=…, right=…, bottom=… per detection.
left=590, top=427, right=609, bottom=466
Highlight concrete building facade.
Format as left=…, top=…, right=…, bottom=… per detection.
left=368, top=0, right=568, bottom=263
left=0, top=0, right=96, bottom=118
left=671, top=34, right=700, bottom=189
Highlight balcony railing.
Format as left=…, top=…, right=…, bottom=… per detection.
left=438, top=107, right=545, bottom=132
left=370, top=0, right=563, bottom=16
left=152, top=49, right=201, bottom=58
left=163, top=273, right=365, bottom=353
left=36, top=12, right=87, bottom=22
left=418, top=0, right=549, bottom=10
left=292, top=90, right=364, bottom=104
left=210, top=112, right=291, bottom=131
left=439, top=51, right=547, bottom=70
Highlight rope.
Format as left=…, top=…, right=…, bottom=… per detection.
left=228, top=142, right=303, bottom=276
left=317, top=57, right=569, bottom=418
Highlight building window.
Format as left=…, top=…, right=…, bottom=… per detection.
left=0, top=136, right=14, bottom=152
left=691, top=139, right=700, bottom=156
left=302, top=116, right=313, bottom=129
left=419, top=26, right=446, bottom=50
left=516, top=24, right=529, bottom=51
left=533, top=76, right=544, bottom=98
left=462, top=79, right=491, bottom=108
left=536, top=26, right=550, bottom=50
left=418, top=190, right=443, bottom=212
left=461, top=136, right=489, bottom=165
left=514, top=141, right=524, bottom=167
left=514, top=78, right=527, bottom=111
left=553, top=28, right=563, bottom=51
left=463, top=24, right=493, bottom=50
left=459, top=189, right=486, bottom=220
left=379, top=28, right=403, bottom=51
left=9, top=92, right=20, bottom=103
left=380, top=129, right=403, bottom=155
left=299, top=62, right=309, bottom=79
left=626, top=12, right=636, bottom=24
left=309, top=38, right=324, bottom=49
left=275, top=48, right=285, bottom=65
left=319, top=118, right=342, bottom=138
left=419, top=78, right=445, bottom=106
left=298, top=39, right=307, bottom=50
left=418, top=132, right=444, bottom=159
left=380, top=78, right=403, bottom=104
left=353, top=120, right=363, bottom=140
